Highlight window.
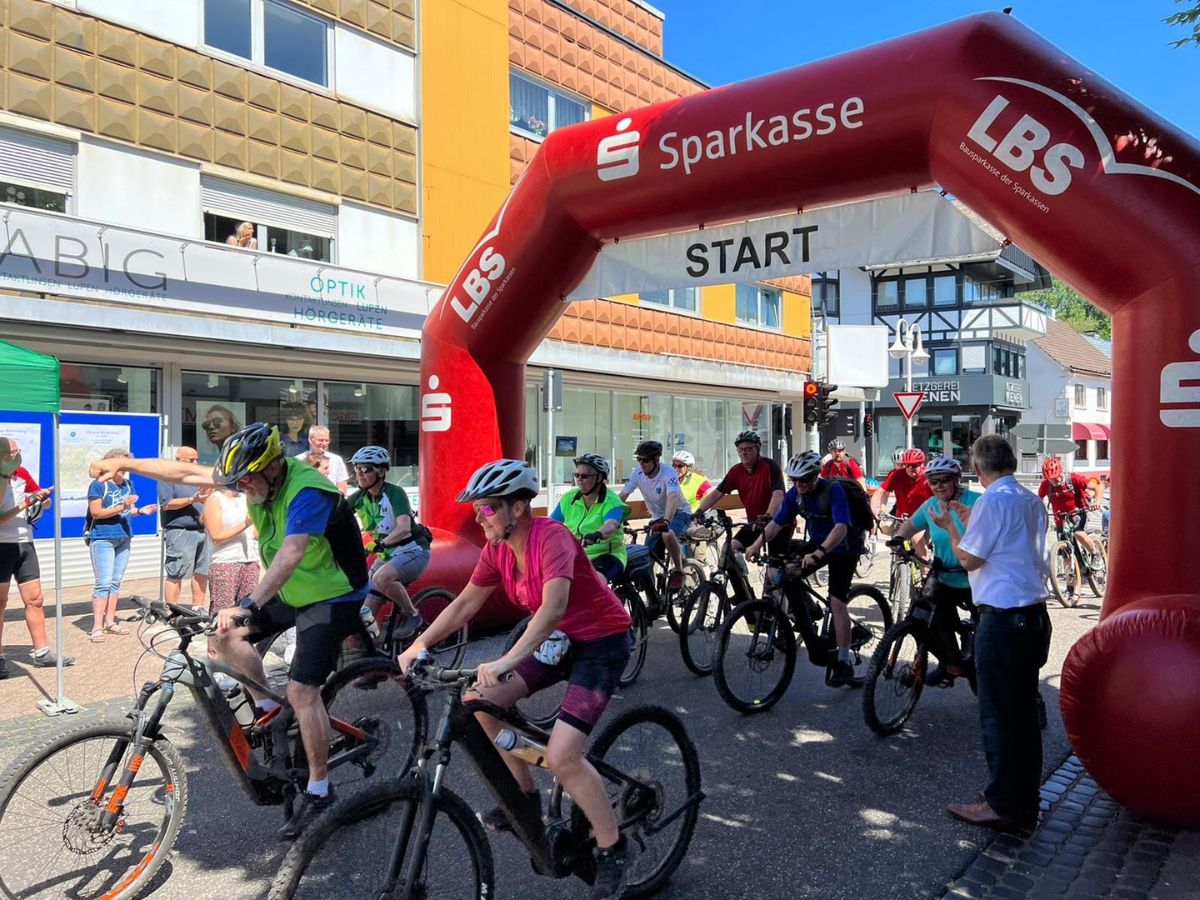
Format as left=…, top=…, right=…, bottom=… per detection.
left=509, top=71, right=587, bottom=139
left=61, top=364, right=158, bottom=413
left=874, top=278, right=898, bottom=310
left=962, top=343, right=987, bottom=374
left=902, top=276, right=928, bottom=309
left=1075, top=439, right=1088, bottom=458
left=324, top=381, right=420, bottom=487
left=933, top=274, right=957, bottom=306
left=1096, top=387, right=1108, bottom=410
left=0, top=127, right=76, bottom=213
left=1095, top=440, right=1109, bottom=460
left=1074, top=384, right=1087, bottom=408
left=0, top=181, right=67, bottom=213
left=812, top=271, right=840, bottom=317
left=931, top=348, right=958, bottom=376
left=204, top=213, right=333, bottom=260
left=203, top=0, right=330, bottom=87
left=964, top=273, right=1003, bottom=303
left=735, top=284, right=781, bottom=328
left=201, top=176, right=337, bottom=261
left=639, top=287, right=697, bottom=313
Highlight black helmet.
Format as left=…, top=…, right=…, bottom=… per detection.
left=734, top=430, right=761, bottom=446
left=212, top=424, right=283, bottom=486
left=634, top=440, right=663, bottom=460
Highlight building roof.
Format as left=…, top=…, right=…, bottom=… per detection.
left=1033, top=316, right=1112, bottom=378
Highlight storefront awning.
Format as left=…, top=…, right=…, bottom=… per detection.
left=1072, top=421, right=1110, bottom=441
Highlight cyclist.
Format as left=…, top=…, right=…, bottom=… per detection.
left=890, top=456, right=980, bottom=686
left=398, top=459, right=634, bottom=899
left=92, top=423, right=369, bottom=837
left=1038, top=457, right=1103, bottom=566
left=550, top=453, right=630, bottom=583
left=872, top=448, right=932, bottom=529
left=349, top=446, right=430, bottom=642
left=747, top=451, right=866, bottom=687
left=822, top=439, right=867, bottom=487
left=671, top=450, right=713, bottom=511
left=693, top=429, right=791, bottom=559
left=618, top=440, right=689, bottom=593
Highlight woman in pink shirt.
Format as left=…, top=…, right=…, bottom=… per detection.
left=399, top=459, right=633, bottom=897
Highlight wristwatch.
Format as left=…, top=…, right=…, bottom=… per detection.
left=239, top=597, right=257, bottom=610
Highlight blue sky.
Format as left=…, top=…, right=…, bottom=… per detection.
left=650, top=1, right=1200, bottom=138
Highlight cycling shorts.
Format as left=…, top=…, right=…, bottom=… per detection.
left=514, top=630, right=632, bottom=735
left=590, top=554, right=625, bottom=584
left=797, top=540, right=857, bottom=601
left=0, top=542, right=40, bottom=585
left=248, top=597, right=360, bottom=686
left=1056, top=510, right=1087, bottom=533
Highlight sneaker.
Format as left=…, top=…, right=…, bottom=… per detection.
left=479, top=789, right=541, bottom=834
left=827, top=659, right=864, bottom=688
left=30, top=649, right=75, bottom=668
left=1089, top=554, right=1104, bottom=572
left=667, top=570, right=685, bottom=592
left=279, top=787, right=337, bottom=840
left=393, top=611, right=425, bottom=644
left=591, top=836, right=632, bottom=899
left=925, top=662, right=962, bottom=688
left=0, top=656, right=9, bottom=679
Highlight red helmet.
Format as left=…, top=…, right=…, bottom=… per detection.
left=1042, top=457, right=1064, bottom=480
left=901, top=448, right=926, bottom=467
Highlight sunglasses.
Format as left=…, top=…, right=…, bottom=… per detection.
left=573, top=472, right=596, bottom=481
left=789, top=475, right=818, bottom=485
left=636, top=457, right=656, bottom=463
left=927, top=476, right=957, bottom=486
left=474, top=502, right=501, bottom=518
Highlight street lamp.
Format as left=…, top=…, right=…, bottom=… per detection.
left=889, top=318, right=930, bottom=449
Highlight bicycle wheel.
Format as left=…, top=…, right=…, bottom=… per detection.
left=1048, top=540, right=1079, bottom=607
left=270, top=777, right=493, bottom=900
left=504, top=617, right=566, bottom=729
left=887, top=558, right=911, bottom=622
left=863, top=620, right=928, bottom=736
left=0, top=717, right=187, bottom=900
left=678, top=581, right=728, bottom=676
left=322, top=657, right=428, bottom=781
left=713, top=600, right=797, bottom=713
left=855, top=540, right=876, bottom=580
left=664, top=560, right=707, bottom=634
left=413, top=586, right=469, bottom=667
left=844, top=584, right=893, bottom=665
left=619, top=586, right=649, bottom=688
left=1083, top=541, right=1108, bottom=598
left=552, top=705, right=702, bottom=899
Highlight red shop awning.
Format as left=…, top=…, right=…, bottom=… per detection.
left=1072, top=421, right=1110, bottom=441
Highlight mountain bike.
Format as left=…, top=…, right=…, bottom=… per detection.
left=1047, top=514, right=1108, bottom=606
left=268, top=659, right=704, bottom=900
left=711, top=554, right=891, bottom=713
left=0, top=596, right=427, bottom=900
left=880, top=514, right=921, bottom=621
left=623, top=523, right=706, bottom=635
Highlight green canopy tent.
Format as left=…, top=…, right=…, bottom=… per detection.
left=0, top=340, right=76, bottom=715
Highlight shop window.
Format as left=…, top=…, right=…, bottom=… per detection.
left=60, top=363, right=158, bottom=413
left=613, top=391, right=672, bottom=484
left=183, top=372, right=317, bottom=466
left=734, top=284, right=781, bottom=329
left=203, top=212, right=333, bottom=261
left=509, top=71, right=587, bottom=139
left=1074, top=384, right=1087, bottom=408
left=1096, top=387, right=1108, bottom=410
left=324, top=381, right=420, bottom=488
left=932, top=348, right=958, bottom=376
left=640, top=287, right=698, bottom=312
left=548, top=387, right=613, bottom=486
left=1095, top=440, right=1109, bottom=460
left=902, top=276, right=928, bottom=309
left=204, top=0, right=330, bottom=87
left=1075, top=439, right=1089, bottom=457
left=812, top=271, right=840, bottom=317
left=933, top=274, right=957, bottom=306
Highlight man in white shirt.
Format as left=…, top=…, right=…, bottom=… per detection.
left=297, top=425, right=349, bottom=495
left=930, top=434, right=1051, bottom=833
left=619, top=440, right=688, bottom=594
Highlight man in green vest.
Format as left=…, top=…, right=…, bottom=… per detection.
left=93, top=423, right=368, bottom=839
left=550, top=453, right=629, bottom=583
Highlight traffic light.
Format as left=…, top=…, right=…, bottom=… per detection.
left=864, top=414, right=874, bottom=438
left=803, top=381, right=820, bottom=425
left=819, top=383, right=839, bottom=425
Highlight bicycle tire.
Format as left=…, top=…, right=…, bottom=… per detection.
left=322, top=657, right=428, bottom=780
left=269, top=777, right=493, bottom=900
left=1083, top=542, right=1108, bottom=598
left=863, top=620, right=928, bottom=736
left=0, top=716, right=188, bottom=900
left=844, top=584, right=893, bottom=663
left=552, top=705, right=702, bottom=899
left=619, top=585, right=649, bottom=688
left=664, top=559, right=706, bottom=634
left=1048, top=540, right=1079, bottom=607
left=412, top=585, right=469, bottom=668
left=503, top=617, right=566, bottom=729
left=887, top=557, right=911, bottom=622
left=678, top=581, right=728, bottom=676
left=713, top=600, right=797, bottom=714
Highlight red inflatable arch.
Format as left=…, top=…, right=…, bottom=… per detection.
left=416, top=12, right=1200, bottom=824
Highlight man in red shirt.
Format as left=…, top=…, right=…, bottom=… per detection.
left=1038, top=457, right=1103, bottom=563
left=872, top=448, right=932, bottom=524
left=693, top=430, right=793, bottom=555
left=821, top=439, right=866, bottom=487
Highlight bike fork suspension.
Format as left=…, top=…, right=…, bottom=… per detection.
left=98, top=684, right=176, bottom=829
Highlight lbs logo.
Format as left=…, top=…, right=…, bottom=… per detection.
left=449, top=246, right=506, bottom=324
left=596, top=117, right=640, bottom=182
left=966, top=93, right=1084, bottom=196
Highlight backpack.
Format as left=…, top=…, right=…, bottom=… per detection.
left=810, top=477, right=876, bottom=535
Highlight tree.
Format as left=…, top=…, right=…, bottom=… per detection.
left=1021, top=280, right=1111, bottom=339
left=1166, top=1, right=1200, bottom=48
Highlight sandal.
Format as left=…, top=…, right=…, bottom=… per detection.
left=103, top=622, right=130, bottom=635
left=90, top=629, right=106, bottom=643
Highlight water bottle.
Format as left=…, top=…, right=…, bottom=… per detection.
left=494, top=729, right=549, bottom=767
left=226, top=686, right=256, bottom=730
left=360, top=606, right=380, bottom=639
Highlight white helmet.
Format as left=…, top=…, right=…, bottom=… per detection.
left=891, top=448, right=906, bottom=467
left=456, top=459, right=539, bottom=502
left=784, top=451, right=822, bottom=480
left=924, top=456, right=962, bottom=480
left=672, top=450, right=695, bottom=467
left=349, top=445, right=391, bottom=467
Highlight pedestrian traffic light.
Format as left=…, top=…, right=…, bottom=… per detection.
left=819, top=383, right=839, bottom=425
left=803, top=381, right=820, bottom=425
left=864, top=414, right=874, bottom=437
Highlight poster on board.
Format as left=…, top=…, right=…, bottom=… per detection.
left=191, top=401, right=246, bottom=466
left=0, top=422, right=43, bottom=484
left=59, top=422, right=133, bottom=519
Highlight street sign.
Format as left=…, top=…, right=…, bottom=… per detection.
left=1013, top=423, right=1071, bottom=439
left=836, top=410, right=857, bottom=439
left=1044, top=438, right=1080, bottom=454
left=894, top=391, right=925, bottom=420
left=1012, top=423, right=1042, bottom=439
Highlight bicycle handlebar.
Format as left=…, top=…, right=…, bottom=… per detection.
left=125, top=594, right=216, bottom=634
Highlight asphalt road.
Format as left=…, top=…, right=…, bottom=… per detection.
left=0, top=558, right=1104, bottom=900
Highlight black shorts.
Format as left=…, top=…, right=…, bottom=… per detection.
left=796, top=540, right=857, bottom=601
left=734, top=523, right=795, bottom=556
left=248, top=597, right=361, bottom=686
left=0, top=542, right=40, bottom=585
left=514, top=631, right=632, bottom=735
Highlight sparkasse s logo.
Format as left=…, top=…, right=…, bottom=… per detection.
left=597, top=116, right=640, bottom=182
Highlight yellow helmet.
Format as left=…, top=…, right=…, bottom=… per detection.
left=213, top=424, right=282, bottom=486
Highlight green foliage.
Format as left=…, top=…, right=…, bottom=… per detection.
left=1022, top=280, right=1111, bottom=339
left=1166, top=1, right=1200, bottom=48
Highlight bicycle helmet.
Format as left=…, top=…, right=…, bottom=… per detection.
left=573, top=452, right=610, bottom=478
left=784, top=450, right=822, bottom=480
left=349, top=445, right=391, bottom=468
left=924, top=456, right=962, bottom=481
left=456, top=459, right=539, bottom=502
left=212, top=424, right=282, bottom=486
left=734, top=430, right=761, bottom=446
left=1042, top=456, right=1064, bottom=480
left=634, top=440, right=663, bottom=460
left=891, top=448, right=906, bottom=467
left=901, top=448, right=926, bottom=467
left=827, top=439, right=846, bottom=452
left=672, top=450, right=695, bottom=467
